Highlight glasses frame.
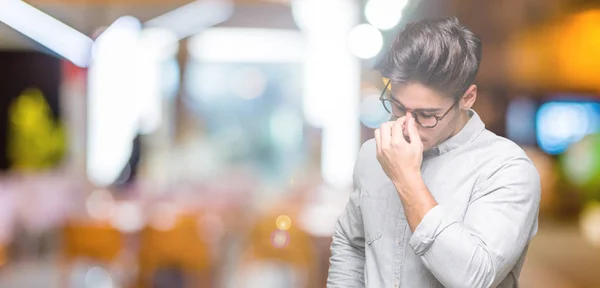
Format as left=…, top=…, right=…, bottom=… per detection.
left=379, top=79, right=462, bottom=128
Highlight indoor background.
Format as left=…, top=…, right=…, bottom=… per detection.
left=0, top=0, right=599, bottom=287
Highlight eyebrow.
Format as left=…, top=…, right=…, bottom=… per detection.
left=388, top=93, right=443, bottom=113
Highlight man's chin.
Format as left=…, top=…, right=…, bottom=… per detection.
left=422, top=141, right=434, bottom=151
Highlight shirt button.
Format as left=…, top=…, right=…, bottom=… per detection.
left=393, top=281, right=399, bottom=288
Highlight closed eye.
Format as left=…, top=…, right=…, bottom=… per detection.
left=418, top=113, right=435, bottom=118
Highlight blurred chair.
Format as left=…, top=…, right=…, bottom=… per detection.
left=237, top=210, right=318, bottom=288
left=60, top=220, right=124, bottom=287
left=0, top=244, right=7, bottom=268
left=136, top=212, right=212, bottom=288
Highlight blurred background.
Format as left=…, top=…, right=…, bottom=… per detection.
left=0, top=0, right=599, bottom=287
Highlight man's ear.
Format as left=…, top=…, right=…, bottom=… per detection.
left=460, top=84, right=477, bottom=110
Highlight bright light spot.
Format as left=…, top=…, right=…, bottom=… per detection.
left=134, top=28, right=177, bottom=135
left=87, top=16, right=142, bottom=187
left=580, top=202, right=600, bottom=247
left=360, top=94, right=389, bottom=128
left=365, top=0, right=407, bottom=30
left=291, top=0, right=357, bottom=31
left=348, top=24, right=383, bottom=59
left=86, top=189, right=115, bottom=220
left=290, top=0, right=323, bottom=31
left=276, top=215, right=292, bottom=231
left=291, top=0, right=360, bottom=187
left=84, top=266, right=114, bottom=288
left=137, top=27, right=179, bottom=61
left=148, top=203, right=179, bottom=231
left=231, top=67, right=267, bottom=99
left=92, top=16, right=142, bottom=60
left=271, top=230, right=290, bottom=249
left=188, top=28, right=305, bottom=63
left=88, top=16, right=178, bottom=185
left=536, top=102, right=600, bottom=154
left=0, top=0, right=93, bottom=67
left=110, top=201, right=144, bottom=233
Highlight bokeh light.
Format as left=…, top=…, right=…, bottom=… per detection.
left=84, top=266, right=114, bottom=288
left=365, top=0, right=407, bottom=30
left=109, top=201, right=144, bottom=233
left=561, top=134, right=600, bottom=193
left=580, top=202, right=600, bottom=247
left=536, top=101, right=600, bottom=155
left=360, top=94, right=390, bottom=128
left=348, top=24, right=383, bottom=59
left=85, top=189, right=115, bottom=220
left=271, top=230, right=290, bottom=249
left=276, top=215, right=292, bottom=231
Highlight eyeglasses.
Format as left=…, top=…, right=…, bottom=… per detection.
left=379, top=80, right=461, bottom=128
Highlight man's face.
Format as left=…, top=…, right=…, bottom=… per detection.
left=388, top=82, right=463, bottom=151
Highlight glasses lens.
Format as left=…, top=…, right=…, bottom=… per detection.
left=382, top=100, right=393, bottom=114
left=382, top=100, right=406, bottom=117
left=415, top=114, right=438, bottom=128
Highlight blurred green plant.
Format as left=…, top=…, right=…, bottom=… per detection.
left=7, top=88, right=66, bottom=171
left=560, top=133, right=600, bottom=202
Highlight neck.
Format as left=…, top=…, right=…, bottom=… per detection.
left=426, top=110, right=471, bottom=152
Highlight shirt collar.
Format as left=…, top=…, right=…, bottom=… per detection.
left=424, top=109, right=485, bottom=158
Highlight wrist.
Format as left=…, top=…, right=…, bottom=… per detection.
left=392, top=170, right=424, bottom=193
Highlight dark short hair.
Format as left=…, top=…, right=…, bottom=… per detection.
left=377, top=16, right=482, bottom=99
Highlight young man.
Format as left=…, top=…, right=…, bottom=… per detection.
left=327, top=17, right=540, bottom=288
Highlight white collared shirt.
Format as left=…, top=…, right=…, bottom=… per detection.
left=328, top=110, right=541, bottom=288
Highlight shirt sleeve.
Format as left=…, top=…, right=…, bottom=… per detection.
left=408, top=157, right=541, bottom=288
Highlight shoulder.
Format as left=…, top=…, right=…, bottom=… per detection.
left=472, top=130, right=535, bottom=166
left=357, top=139, right=377, bottom=164
left=471, top=130, right=540, bottom=197
left=354, top=139, right=391, bottom=192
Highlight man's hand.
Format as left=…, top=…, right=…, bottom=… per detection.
left=374, top=112, right=436, bottom=231
left=374, top=113, right=424, bottom=189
